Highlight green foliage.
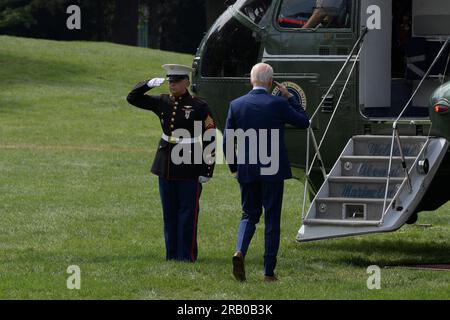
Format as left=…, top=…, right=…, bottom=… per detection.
left=0, top=36, right=449, bottom=300
left=0, top=0, right=77, bottom=38
left=0, top=0, right=209, bottom=53
left=0, top=0, right=35, bottom=30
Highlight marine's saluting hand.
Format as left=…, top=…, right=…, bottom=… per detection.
left=147, top=78, right=165, bottom=88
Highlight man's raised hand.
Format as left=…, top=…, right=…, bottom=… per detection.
left=274, top=81, right=293, bottom=98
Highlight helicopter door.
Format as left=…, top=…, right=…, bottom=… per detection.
left=359, top=0, right=392, bottom=113
left=264, top=0, right=356, bottom=172
left=360, top=0, right=450, bottom=119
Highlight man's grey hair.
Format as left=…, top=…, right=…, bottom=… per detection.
left=251, top=63, right=274, bottom=85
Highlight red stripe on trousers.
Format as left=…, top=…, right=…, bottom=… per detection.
left=190, top=183, right=201, bottom=262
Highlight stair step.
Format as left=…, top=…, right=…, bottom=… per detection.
left=327, top=176, right=405, bottom=183
left=352, top=135, right=426, bottom=157
left=303, top=218, right=381, bottom=227
left=340, top=156, right=416, bottom=177
left=327, top=176, right=405, bottom=199
left=340, top=156, right=416, bottom=161
left=352, top=135, right=428, bottom=143
left=299, top=136, right=449, bottom=242
left=314, top=197, right=395, bottom=221
left=316, top=197, right=393, bottom=203
left=353, top=134, right=428, bottom=141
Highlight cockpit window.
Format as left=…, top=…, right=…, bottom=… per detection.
left=278, top=0, right=352, bottom=29
left=236, top=0, right=273, bottom=25
left=201, top=17, right=261, bottom=77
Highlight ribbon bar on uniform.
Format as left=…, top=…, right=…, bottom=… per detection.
left=161, top=133, right=201, bottom=144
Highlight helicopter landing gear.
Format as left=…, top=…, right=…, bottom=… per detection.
left=406, top=212, right=418, bottom=225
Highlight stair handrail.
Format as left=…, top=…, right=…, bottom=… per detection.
left=380, top=37, right=450, bottom=224
left=310, top=27, right=368, bottom=122
left=394, top=37, right=450, bottom=124
left=301, top=28, right=368, bottom=222
left=379, top=134, right=432, bottom=225
left=309, top=46, right=363, bottom=175
left=302, top=47, right=363, bottom=220
left=305, top=28, right=369, bottom=181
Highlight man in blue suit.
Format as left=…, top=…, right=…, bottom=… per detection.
left=223, top=63, right=310, bottom=282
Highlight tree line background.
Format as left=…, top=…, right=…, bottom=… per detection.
left=0, top=0, right=231, bottom=54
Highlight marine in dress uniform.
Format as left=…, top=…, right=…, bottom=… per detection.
left=126, top=64, right=216, bottom=262
left=223, top=63, right=310, bottom=282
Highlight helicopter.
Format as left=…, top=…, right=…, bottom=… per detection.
left=191, top=0, right=450, bottom=242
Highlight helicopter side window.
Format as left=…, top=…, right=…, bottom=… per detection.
left=278, top=0, right=351, bottom=29
left=238, top=0, right=273, bottom=25
left=201, top=17, right=261, bottom=77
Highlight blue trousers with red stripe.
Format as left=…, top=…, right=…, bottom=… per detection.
left=158, top=177, right=202, bottom=262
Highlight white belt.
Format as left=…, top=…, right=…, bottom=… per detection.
left=161, top=134, right=201, bottom=144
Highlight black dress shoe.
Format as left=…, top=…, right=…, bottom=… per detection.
left=232, top=251, right=246, bottom=282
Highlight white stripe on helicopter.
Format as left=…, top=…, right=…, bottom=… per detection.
left=263, top=49, right=359, bottom=62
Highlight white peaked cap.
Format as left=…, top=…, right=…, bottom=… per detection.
left=162, top=64, right=194, bottom=76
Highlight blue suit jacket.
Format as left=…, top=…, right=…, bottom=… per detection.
left=223, top=89, right=310, bottom=183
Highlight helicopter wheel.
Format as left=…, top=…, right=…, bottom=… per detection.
left=406, top=212, right=418, bottom=225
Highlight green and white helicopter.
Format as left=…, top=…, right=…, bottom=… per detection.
left=191, top=0, right=450, bottom=241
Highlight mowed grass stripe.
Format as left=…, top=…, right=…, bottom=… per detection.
left=0, top=143, right=150, bottom=154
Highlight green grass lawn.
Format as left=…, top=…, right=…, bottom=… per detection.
left=0, top=36, right=449, bottom=300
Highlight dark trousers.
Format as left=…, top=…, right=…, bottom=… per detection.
left=158, top=177, right=202, bottom=262
left=235, top=181, right=284, bottom=276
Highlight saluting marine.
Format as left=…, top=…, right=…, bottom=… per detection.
left=127, top=64, right=216, bottom=262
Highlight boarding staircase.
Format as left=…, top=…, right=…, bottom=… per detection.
left=297, top=135, right=448, bottom=241
left=296, top=31, right=450, bottom=242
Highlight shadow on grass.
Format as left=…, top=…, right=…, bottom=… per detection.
left=298, top=238, right=450, bottom=267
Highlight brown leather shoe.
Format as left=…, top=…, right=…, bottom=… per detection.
left=232, top=251, right=246, bottom=282
left=264, top=275, right=278, bottom=282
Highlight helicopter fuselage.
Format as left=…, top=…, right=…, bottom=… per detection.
left=192, top=0, right=450, bottom=213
